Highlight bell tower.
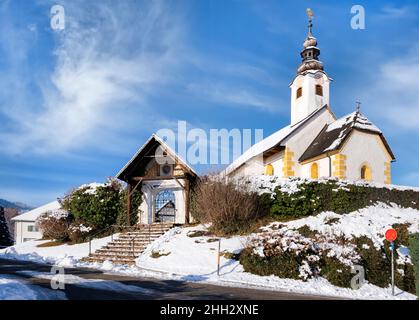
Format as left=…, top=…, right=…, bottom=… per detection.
left=290, top=9, right=332, bottom=126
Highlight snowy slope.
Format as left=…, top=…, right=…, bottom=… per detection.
left=0, top=275, right=66, bottom=300
left=1, top=204, right=418, bottom=300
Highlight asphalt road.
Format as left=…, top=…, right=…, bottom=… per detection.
left=0, top=258, right=339, bottom=300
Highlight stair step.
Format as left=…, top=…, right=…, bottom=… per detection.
left=83, top=257, right=136, bottom=265
left=90, top=252, right=141, bottom=258
left=85, top=223, right=173, bottom=265
left=95, top=249, right=144, bottom=255
left=104, top=245, right=146, bottom=250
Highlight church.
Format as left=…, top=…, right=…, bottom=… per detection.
left=224, top=14, right=395, bottom=184
left=116, top=13, right=395, bottom=226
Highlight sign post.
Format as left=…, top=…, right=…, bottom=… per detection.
left=217, top=239, right=221, bottom=276
left=385, top=228, right=397, bottom=296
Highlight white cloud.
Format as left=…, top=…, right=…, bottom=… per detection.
left=187, top=82, right=283, bottom=113
left=0, top=0, right=185, bottom=155
left=365, top=43, right=419, bottom=133
left=376, top=5, right=416, bottom=20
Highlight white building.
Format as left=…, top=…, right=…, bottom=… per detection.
left=225, top=16, right=395, bottom=184
left=12, top=200, right=61, bottom=244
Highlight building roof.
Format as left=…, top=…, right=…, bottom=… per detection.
left=116, top=133, right=197, bottom=182
left=299, top=111, right=395, bottom=162
left=224, top=105, right=331, bottom=175
left=11, top=200, right=61, bottom=222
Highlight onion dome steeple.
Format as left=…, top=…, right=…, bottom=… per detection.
left=297, top=8, right=324, bottom=74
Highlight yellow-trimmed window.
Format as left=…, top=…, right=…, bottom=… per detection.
left=265, top=164, right=274, bottom=176
left=310, top=163, right=319, bottom=179
left=361, top=164, right=372, bottom=181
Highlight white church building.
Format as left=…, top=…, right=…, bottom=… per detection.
left=225, top=16, right=395, bottom=184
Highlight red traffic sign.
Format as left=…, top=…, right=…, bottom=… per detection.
left=385, top=228, right=397, bottom=242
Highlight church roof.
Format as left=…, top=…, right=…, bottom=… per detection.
left=299, top=111, right=395, bottom=162
left=224, top=105, right=330, bottom=175
left=116, top=134, right=197, bottom=182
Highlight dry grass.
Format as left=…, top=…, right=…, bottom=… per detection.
left=191, top=177, right=270, bottom=235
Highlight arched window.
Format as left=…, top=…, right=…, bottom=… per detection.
left=310, top=163, right=319, bottom=179
left=296, top=87, right=303, bottom=99
left=265, top=164, right=274, bottom=176
left=315, top=85, right=323, bottom=96
left=155, top=190, right=175, bottom=211
left=361, top=165, right=372, bottom=181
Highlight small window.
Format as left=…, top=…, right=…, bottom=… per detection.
left=361, top=165, right=372, bottom=181
left=265, top=164, right=274, bottom=176
left=315, top=85, right=323, bottom=96
left=310, top=163, right=319, bottom=179
left=27, top=225, right=39, bottom=232
left=296, top=87, right=303, bottom=99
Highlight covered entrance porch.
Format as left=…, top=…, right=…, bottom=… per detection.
left=115, top=134, right=197, bottom=226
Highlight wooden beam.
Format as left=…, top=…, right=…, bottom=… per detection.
left=132, top=175, right=187, bottom=182
left=184, top=179, right=190, bottom=224
left=127, top=183, right=132, bottom=226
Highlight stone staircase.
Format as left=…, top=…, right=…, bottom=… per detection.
left=83, top=223, right=173, bottom=265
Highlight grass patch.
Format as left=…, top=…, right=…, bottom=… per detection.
left=36, top=240, right=66, bottom=248
left=296, top=225, right=317, bottom=239
left=150, top=250, right=171, bottom=259
left=220, top=250, right=240, bottom=260
left=187, top=230, right=212, bottom=238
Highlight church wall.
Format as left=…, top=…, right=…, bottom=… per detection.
left=230, top=155, right=264, bottom=178
left=265, top=151, right=285, bottom=178
left=300, top=157, right=331, bottom=179
left=282, top=108, right=335, bottom=177
left=341, top=130, right=392, bottom=184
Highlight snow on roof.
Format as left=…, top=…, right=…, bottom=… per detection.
left=224, top=105, right=329, bottom=176
left=116, top=133, right=197, bottom=179
left=326, top=111, right=381, bottom=134
left=299, top=111, right=392, bottom=162
left=224, top=125, right=293, bottom=176
left=12, top=201, right=61, bottom=222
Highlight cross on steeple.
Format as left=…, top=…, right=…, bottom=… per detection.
left=306, top=8, right=314, bottom=37
left=356, top=101, right=361, bottom=113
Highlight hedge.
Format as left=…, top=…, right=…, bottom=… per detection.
left=409, top=233, right=419, bottom=298
left=270, top=179, right=419, bottom=218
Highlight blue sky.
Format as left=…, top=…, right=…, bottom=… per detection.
left=0, top=0, right=419, bottom=206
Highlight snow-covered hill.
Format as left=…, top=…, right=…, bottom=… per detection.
left=1, top=203, right=417, bottom=300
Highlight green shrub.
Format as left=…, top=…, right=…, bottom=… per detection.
left=354, top=236, right=391, bottom=288
left=270, top=179, right=419, bottom=219
left=117, top=187, right=142, bottom=226
left=239, top=248, right=301, bottom=279
left=408, top=233, right=419, bottom=297
left=297, top=225, right=317, bottom=239
left=319, top=254, right=352, bottom=288
left=62, top=179, right=142, bottom=231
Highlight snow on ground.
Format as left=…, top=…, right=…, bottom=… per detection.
left=0, top=234, right=118, bottom=267
left=1, top=204, right=418, bottom=300
left=135, top=223, right=417, bottom=300
left=243, top=175, right=419, bottom=195
left=0, top=274, right=66, bottom=300
left=16, top=271, right=154, bottom=295
left=281, top=203, right=419, bottom=248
